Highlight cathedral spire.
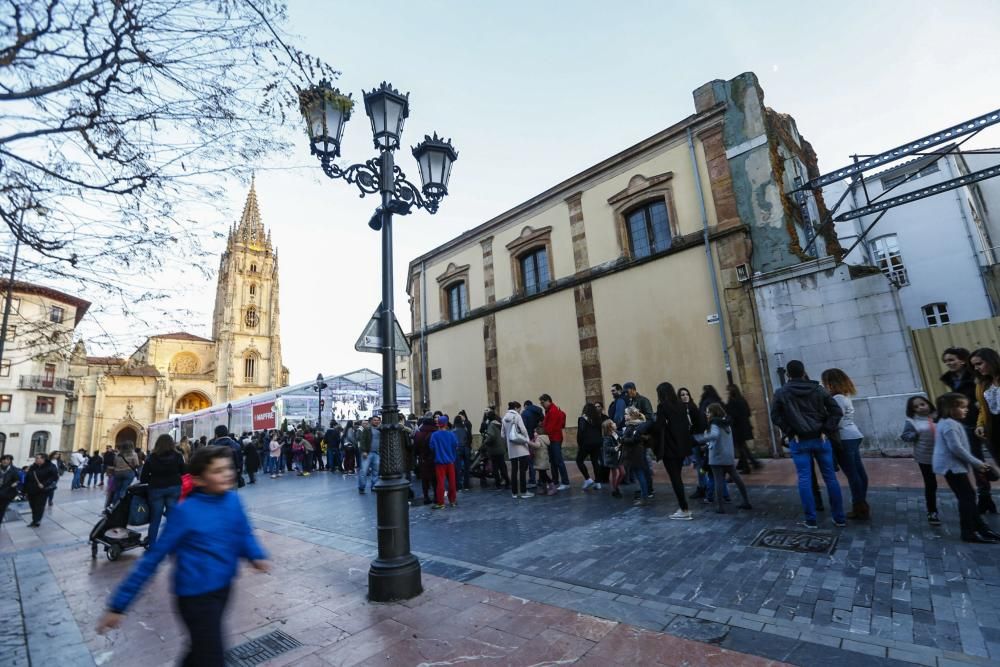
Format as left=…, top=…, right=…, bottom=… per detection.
left=235, top=174, right=266, bottom=245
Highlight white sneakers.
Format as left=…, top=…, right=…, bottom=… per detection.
left=582, top=479, right=594, bottom=490
left=594, top=483, right=602, bottom=490
left=670, top=509, right=693, bottom=521
left=518, top=492, right=535, bottom=499
left=557, top=484, right=570, bottom=491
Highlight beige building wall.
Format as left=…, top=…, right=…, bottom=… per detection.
left=591, top=247, right=729, bottom=396
left=494, top=290, right=586, bottom=410
left=425, top=319, right=488, bottom=418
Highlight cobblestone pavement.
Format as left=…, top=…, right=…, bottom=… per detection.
left=1, top=458, right=997, bottom=666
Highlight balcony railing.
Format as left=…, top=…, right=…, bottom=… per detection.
left=18, top=375, right=75, bottom=394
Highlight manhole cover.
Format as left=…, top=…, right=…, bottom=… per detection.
left=750, top=528, right=838, bottom=555
left=225, top=630, right=301, bottom=667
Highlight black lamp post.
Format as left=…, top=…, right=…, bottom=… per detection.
left=226, top=403, right=233, bottom=432
left=300, top=79, right=457, bottom=602
left=313, top=373, right=328, bottom=429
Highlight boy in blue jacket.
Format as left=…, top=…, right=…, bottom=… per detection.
left=430, top=415, right=458, bottom=509
left=97, top=445, right=269, bottom=665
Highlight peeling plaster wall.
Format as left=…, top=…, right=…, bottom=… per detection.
left=754, top=258, right=922, bottom=451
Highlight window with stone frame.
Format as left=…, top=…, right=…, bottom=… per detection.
left=0, top=359, right=8, bottom=377
left=506, top=226, right=554, bottom=297
left=445, top=281, right=469, bottom=321
left=49, top=305, right=64, bottom=323
left=249, top=283, right=256, bottom=297
left=607, top=172, right=680, bottom=261
left=35, top=396, right=55, bottom=414
left=244, top=353, right=258, bottom=383
left=922, top=302, right=950, bottom=327
left=518, top=247, right=551, bottom=295
left=435, top=262, right=471, bottom=323
left=0, top=394, right=10, bottom=412
left=625, top=200, right=672, bottom=258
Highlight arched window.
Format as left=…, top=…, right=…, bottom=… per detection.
left=249, top=283, right=256, bottom=297
left=30, top=431, right=50, bottom=456
left=245, top=307, right=259, bottom=328
left=445, top=281, right=468, bottom=321
left=869, top=235, right=908, bottom=286
left=249, top=262, right=258, bottom=273
left=244, top=353, right=259, bottom=383
left=625, top=200, right=672, bottom=258
left=518, top=246, right=550, bottom=296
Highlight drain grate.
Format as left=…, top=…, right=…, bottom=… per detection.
left=225, top=630, right=302, bottom=667
left=750, top=528, right=838, bottom=555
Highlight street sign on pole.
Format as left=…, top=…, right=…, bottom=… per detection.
left=355, top=303, right=412, bottom=357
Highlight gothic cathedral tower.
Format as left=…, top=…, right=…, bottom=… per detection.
left=212, top=179, right=286, bottom=401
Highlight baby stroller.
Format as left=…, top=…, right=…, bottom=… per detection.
left=89, top=483, right=149, bottom=561
left=468, top=445, right=492, bottom=486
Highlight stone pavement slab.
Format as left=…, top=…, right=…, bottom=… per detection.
left=1, top=458, right=997, bottom=666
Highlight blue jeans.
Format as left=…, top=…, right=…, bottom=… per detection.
left=790, top=439, right=845, bottom=523
left=456, top=446, right=471, bottom=489
left=110, top=472, right=134, bottom=507
left=71, top=468, right=82, bottom=489
left=147, top=485, right=181, bottom=545
left=358, top=452, right=380, bottom=491
left=634, top=465, right=651, bottom=499
left=548, top=441, right=570, bottom=486
left=837, top=438, right=869, bottom=505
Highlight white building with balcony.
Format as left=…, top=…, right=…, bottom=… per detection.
left=830, top=146, right=1000, bottom=330
left=0, top=281, right=90, bottom=464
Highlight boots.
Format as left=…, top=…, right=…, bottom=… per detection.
left=978, top=493, right=998, bottom=515
left=847, top=501, right=871, bottom=520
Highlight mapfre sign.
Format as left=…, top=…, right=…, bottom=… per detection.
left=252, top=402, right=276, bottom=430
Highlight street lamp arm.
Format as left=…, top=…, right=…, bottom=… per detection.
left=319, top=157, right=441, bottom=213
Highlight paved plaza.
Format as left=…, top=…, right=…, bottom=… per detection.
left=1, top=458, right=999, bottom=666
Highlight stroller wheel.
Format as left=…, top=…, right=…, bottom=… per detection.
left=106, top=544, right=122, bottom=561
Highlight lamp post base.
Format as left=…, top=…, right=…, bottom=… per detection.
left=368, top=477, right=422, bottom=602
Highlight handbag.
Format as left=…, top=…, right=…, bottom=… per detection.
left=129, top=495, right=150, bottom=526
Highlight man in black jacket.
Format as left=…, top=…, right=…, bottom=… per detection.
left=770, top=359, right=846, bottom=529
left=0, top=455, right=18, bottom=527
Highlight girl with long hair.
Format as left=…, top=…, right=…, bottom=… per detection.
left=655, top=382, right=694, bottom=520
left=576, top=403, right=604, bottom=490
left=900, top=396, right=939, bottom=525
left=970, top=347, right=1000, bottom=514
left=942, top=347, right=991, bottom=512
left=694, top=403, right=751, bottom=513
left=726, top=385, right=761, bottom=474
left=821, top=368, right=870, bottom=520
left=140, top=434, right=186, bottom=546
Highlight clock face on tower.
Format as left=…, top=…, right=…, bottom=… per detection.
left=245, top=308, right=259, bottom=328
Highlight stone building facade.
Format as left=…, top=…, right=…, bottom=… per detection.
left=67, top=181, right=288, bottom=453
left=0, top=282, right=90, bottom=463
left=406, top=72, right=840, bottom=448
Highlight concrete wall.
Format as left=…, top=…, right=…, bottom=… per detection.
left=754, top=257, right=922, bottom=451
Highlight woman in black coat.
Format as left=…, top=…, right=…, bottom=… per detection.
left=25, top=453, right=58, bottom=527
left=726, top=384, right=761, bottom=473
left=243, top=438, right=261, bottom=484
left=655, top=382, right=693, bottom=519
left=576, top=403, right=604, bottom=489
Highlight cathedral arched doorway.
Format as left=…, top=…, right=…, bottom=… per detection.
left=176, top=391, right=211, bottom=413
left=115, top=427, right=139, bottom=448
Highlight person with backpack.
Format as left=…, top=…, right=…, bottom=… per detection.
left=140, top=434, right=186, bottom=546
left=108, top=442, right=140, bottom=508
left=770, top=359, right=846, bottom=529
left=25, top=453, right=59, bottom=527
left=485, top=409, right=511, bottom=491
left=694, top=403, right=752, bottom=514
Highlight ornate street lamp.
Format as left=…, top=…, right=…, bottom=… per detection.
left=300, top=79, right=457, bottom=602
left=313, top=373, right=328, bottom=429
left=226, top=403, right=233, bottom=432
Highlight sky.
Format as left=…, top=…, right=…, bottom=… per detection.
left=78, top=0, right=1000, bottom=383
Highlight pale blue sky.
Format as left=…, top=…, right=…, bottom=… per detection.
left=84, top=0, right=1000, bottom=382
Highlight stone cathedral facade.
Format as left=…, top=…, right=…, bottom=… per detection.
left=67, top=181, right=288, bottom=452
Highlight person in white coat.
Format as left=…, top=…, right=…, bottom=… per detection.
left=501, top=402, right=533, bottom=499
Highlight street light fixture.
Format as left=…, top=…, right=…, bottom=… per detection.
left=313, top=373, right=328, bottom=428
left=300, top=79, right=458, bottom=602
left=226, top=403, right=233, bottom=432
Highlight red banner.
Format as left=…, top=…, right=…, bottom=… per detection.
left=252, top=401, right=276, bottom=430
